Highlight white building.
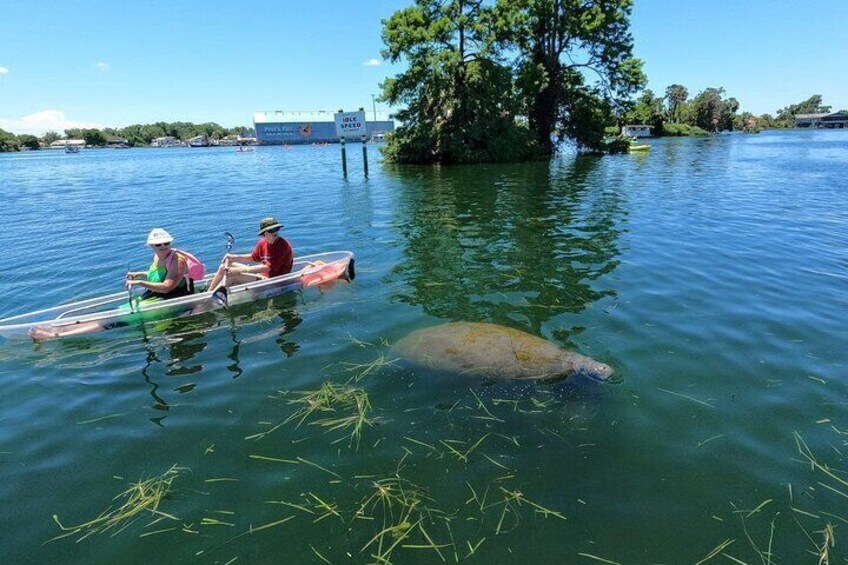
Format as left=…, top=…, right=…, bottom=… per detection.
left=621, top=125, right=652, bottom=138
left=151, top=136, right=180, bottom=148
left=49, top=139, right=85, bottom=149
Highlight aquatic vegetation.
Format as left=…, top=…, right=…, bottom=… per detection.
left=356, top=475, right=452, bottom=563
left=341, top=351, right=399, bottom=382
left=693, top=429, right=847, bottom=564
left=247, top=382, right=374, bottom=447
left=49, top=465, right=187, bottom=542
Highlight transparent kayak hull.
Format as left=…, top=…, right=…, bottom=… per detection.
left=0, top=251, right=354, bottom=340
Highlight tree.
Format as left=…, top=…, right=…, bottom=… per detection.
left=82, top=129, right=108, bottom=146
left=17, top=134, right=40, bottom=149
left=690, top=87, right=738, bottom=132
left=624, top=89, right=665, bottom=133
left=41, top=130, right=61, bottom=144
left=0, top=128, right=20, bottom=152
left=505, top=0, right=645, bottom=153
left=380, top=0, right=537, bottom=163
left=664, top=84, right=688, bottom=123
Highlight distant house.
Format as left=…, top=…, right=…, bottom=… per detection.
left=106, top=137, right=129, bottom=148
left=188, top=135, right=208, bottom=147
left=621, top=125, right=652, bottom=138
left=794, top=113, right=829, bottom=128
left=820, top=111, right=848, bottom=128
left=151, top=136, right=179, bottom=148
left=49, top=139, right=85, bottom=149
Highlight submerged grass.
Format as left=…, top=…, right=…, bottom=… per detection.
left=49, top=465, right=187, bottom=543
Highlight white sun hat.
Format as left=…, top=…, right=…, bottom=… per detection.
left=146, top=227, right=174, bottom=245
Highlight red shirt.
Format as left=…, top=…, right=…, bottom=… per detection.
left=251, top=237, right=293, bottom=277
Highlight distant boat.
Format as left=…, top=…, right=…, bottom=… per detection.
left=236, top=146, right=255, bottom=153
left=65, top=145, right=80, bottom=154
left=629, top=144, right=651, bottom=152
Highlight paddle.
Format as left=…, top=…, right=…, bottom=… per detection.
left=211, top=232, right=235, bottom=308
left=125, top=261, right=143, bottom=312
left=126, top=262, right=134, bottom=312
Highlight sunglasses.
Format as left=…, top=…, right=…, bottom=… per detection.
left=266, top=229, right=280, bottom=235
left=152, top=242, right=170, bottom=248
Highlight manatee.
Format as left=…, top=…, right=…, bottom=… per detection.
left=393, top=322, right=612, bottom=381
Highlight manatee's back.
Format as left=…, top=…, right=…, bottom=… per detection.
left=393, top=322, right=569, bottom=380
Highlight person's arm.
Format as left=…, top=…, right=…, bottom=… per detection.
left=227, top=241, right=271, bottom=276
left=126, top=271, right=148, bottom=280
left=224, top=253, right=254, bottom=262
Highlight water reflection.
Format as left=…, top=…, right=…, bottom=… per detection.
left=386, top=158, right=625, bottom=336
left=226, top=325, right=243, bottom=379
left=135, top=321, right=209, bottom=425
left=225, top=293, right=302, bottom=358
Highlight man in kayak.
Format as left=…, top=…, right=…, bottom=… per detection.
left=206, top=216, right=294, bottom=294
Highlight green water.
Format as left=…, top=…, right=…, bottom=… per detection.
left=0, top=131, right=846, bottom=563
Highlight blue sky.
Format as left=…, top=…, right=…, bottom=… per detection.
left=1, top=0, right=845, bottom=135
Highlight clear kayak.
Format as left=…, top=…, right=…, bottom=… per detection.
left=0, top=251, right=354, bottom=341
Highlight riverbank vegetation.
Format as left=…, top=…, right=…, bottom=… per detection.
left=0, top=122, right=248, bottom=152
left=620, top=90, right=839, bottom=136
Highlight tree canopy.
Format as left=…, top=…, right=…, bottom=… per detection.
left=0, top=128, right=20, bottom=152
left=380, top=0, right=644, bottom=163
left=380, top=0, right=539, bottom=164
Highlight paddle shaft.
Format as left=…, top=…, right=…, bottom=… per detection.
left=212, top=232, right=235, bottom=308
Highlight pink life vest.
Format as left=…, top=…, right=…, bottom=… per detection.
left=168, top=249, right=206, bottom=281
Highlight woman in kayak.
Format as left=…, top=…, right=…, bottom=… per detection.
left=126, top=228, right=195, bottom=299
left=29, top=228, right=196, bottom=340
left=206, top=216, right=294, bottom=293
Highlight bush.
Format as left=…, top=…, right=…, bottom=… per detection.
left=604, top=137, right=633, bottom=154
left=662, top=123, right=709, bottom=136
left=382, top=121, right=543, bottom=165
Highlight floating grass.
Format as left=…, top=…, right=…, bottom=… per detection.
left=247, top=382, right=375, bottom=447
left=439, top=433, right=491, bottom=464
left=49, top=465, right=187, bottom=543
left=341, top=352, right=399, bottom=382
left=577, top=553, right=622, bottom=565
left=795, top=432, right=848, bottom=489
left=693, top=538, right=735, bottom=564
left=489, top=487, right=566, bottom=535
left=354, top=475, right=453, bottom=564
left=656, top=387, right=715, bottom=408
left=76, top=413, right=125, bottom=425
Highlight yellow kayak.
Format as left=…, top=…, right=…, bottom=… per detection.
left=629, top=144, right=651, bottom=152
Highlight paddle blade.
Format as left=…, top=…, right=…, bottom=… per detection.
left=211, top=287, right=229, bottom=309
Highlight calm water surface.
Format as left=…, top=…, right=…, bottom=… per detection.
left=1, top=131, right=846, bottom=564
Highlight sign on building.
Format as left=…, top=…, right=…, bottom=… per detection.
left=334, top=111, right=368, bottom=138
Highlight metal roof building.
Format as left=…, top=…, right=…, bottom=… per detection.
left=794, top=112, right=847, bottom=128
left=253, top=111, right=395, bottom=145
